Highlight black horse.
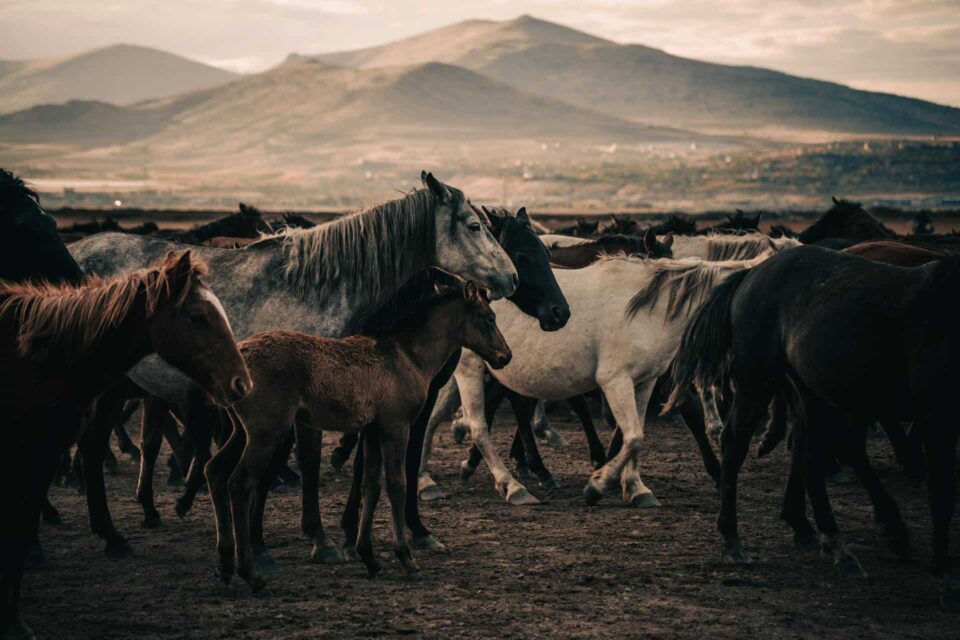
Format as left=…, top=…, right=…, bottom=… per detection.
left=798, top=197, right=896, bottom=247
left=0, top=169, right=84, bottom=640
left=670, top=244, right=960, bottom=608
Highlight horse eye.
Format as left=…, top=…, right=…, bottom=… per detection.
left=189, top=313, right=207, bottom=325
left=468, top=222, right=481, bottom=232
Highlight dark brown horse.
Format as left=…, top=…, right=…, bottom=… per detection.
left=549, top=230, right=673, bottom=268
left=205, top=280, right=511, bottom=593
left=0, top=251, right=251, bottom=639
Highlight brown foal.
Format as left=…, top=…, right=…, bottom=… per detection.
left=206, top=280, right=512, bottom=593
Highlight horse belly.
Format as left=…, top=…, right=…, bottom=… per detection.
left=491, top=330, right=599, bottom=401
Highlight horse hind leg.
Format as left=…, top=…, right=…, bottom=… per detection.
left=567, top=394, right=605, bottom=469
left=204, top=414, right=245, bottom=584
left=136, top=396, right=169, bottom=529
left=509, top=393, right=559, bottom=490
left=329, top=433, right=358, bottom=473
left=418, top=376, right=461, bottom=502
left=295, top=418, right=342, bottom=565
left=381, top=425, right=422, bottom=580
left=356, top=430, right=384, bottom=578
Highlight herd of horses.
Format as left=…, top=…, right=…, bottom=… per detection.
left=2, top=166, right=960, bottom=639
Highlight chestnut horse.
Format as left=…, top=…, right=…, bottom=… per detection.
left=206, top=280, right=511, bottom=593
left=0, top=251, right=251, bottom=639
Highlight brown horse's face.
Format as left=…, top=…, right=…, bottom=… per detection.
left=148, top=253, right=252, bottom=406
left=459, top=281, right=512, bottom=370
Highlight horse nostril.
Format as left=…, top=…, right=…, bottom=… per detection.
left=551, top=306, right=565, bottom=322
left=232, top=377, right=250, bottom=398
left=510, top=273, right=519, bottom=289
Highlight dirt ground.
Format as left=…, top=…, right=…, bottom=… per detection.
left=25, top=408, right=960, bottom=639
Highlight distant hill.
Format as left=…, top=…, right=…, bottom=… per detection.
left=304, top=15, right=960, bottom=136
left=0, top=44, right=236, bottom=114
left=0, top=59, right=708, bottom=158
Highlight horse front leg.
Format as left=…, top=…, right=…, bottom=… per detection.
left=455, top=351, right=537, bottom=505
left=135, top=395, right=170, bottom=529
left=920, top=416, right=960, bottom=608
left=78, top=384, right=132, bottom=556
left=417, top=377, right=460, bottom=502
left=584, top=377, right=658, bottom=508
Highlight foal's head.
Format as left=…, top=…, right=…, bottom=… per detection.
left=146, top=251, right=252, bottom=406
left=458, top=281, right=512, bottom=369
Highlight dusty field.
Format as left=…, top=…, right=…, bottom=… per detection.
left=26, top=409, right=959, bottom=639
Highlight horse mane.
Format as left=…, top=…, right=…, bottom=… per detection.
left=361, top=268, right=464, bottom=337
left=280, top=188, right=441, bottom=301
left=0, top=259, right=207, bottom=360
left=0, top=169, right=39, bottom=211
left=705, top=234, right=778, bottom=261
left=625, top=258, right=743, bottom=322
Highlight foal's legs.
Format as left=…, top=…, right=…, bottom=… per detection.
left=204, top=413, right=245, bottom=583
left=294, top=418, right=342, bottom=564
left=583, top=377, right=658, bottom=508
left=381, top=425, right=422, bottom=580
left=356, top=431, right=384, bottom=578
left=136, top=396, right=174, bottom=529
left=175, top=394, right=220, bottom=518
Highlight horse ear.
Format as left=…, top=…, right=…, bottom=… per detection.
left=516, top=207, right=530, bottom=227
left=421, top=171, right=450, bottom=202
left=832, top=196, right=840, bottom=205
left=661, top=231, right=674, bottom=248
left=471, top=202, right=493, bottom=228
left=753, top=213, right=762, bottom=226
left=643, top=227, right=657, bottom=250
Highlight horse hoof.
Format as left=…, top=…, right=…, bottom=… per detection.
left=458, top=460, right=476, bottom=481
left=406, top=570, right=424, bottom=582
left=105, top=541, right=134, bottom=558
left=515, top=465, right=536, bottom=481
left=793, top=533, right=820, bottom=552
left=255, top=552, right=283, bottom=574
left=836, top=555, right=868, bottom=579
left=451, top=423, right=469, bottom=444
left=330, top=450, right=347, bottom=472
left=311, top=544, right=345, bottom=564
left=506, top=487, right=540, bottom=506
left=583, top=482, right=604, bottom=506
left=411, top=534, right=446, bottom=551
left=721, top=540, right=752, bottom=564
left=215, top=567, right=233, bottom=585
left=342, top=545, right=361, bottom=562
left=544, top=429, right=566, bottom=448
left=539, top=476, right=560, bottom=490
left=418, top=484, right=446, bottom=502
left=251, top=580, right=273, bottom=598
left=365, top=560, right=383, bottom=579
left=142, top=515, right=162, bottom=530
left=630, top=492, right=661, bottom=508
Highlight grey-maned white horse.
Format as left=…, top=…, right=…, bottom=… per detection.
left=67, top=172, right=518, bottom=552
left=418, top=254, right=773, bottom=506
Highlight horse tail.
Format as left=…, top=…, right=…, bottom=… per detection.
left=665, top=268, right=749, bottom=412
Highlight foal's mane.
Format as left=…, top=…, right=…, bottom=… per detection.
left=0, top=169, right=39, bottom=210
left=0, top=260, right=206, bottom=360
left=279, top=188, right=442, bottom=300
left=362, top=268, right=463, bottom=337
left=625, top=258, right=743, bottom=321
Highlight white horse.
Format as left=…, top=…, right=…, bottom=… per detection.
left=418, top=253, right=771, bottom=506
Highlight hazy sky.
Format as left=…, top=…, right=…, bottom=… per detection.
left=2, top=0, right=959, bottom=106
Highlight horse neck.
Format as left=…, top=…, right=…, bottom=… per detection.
left=389, top=302, right=462, bottom=379
left=62, top=292, right=156, bottom=402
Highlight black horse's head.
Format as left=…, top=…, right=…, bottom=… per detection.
left=476, top=204, right=570, bottom=331
left=0, top=169, right=82, bottom=284
left=799, top=197, right=895, bottom=244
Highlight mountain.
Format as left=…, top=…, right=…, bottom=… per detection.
left=0, top=44, right=237, bottom=114
left=0, top=59, right=707, bottom=158
left=305, top=15, right=960, bottom=136
left=292, top=15, right=608, bottom=69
